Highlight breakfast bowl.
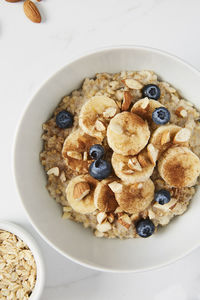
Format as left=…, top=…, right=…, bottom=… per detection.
left=0, top=221, right=45, bottom=299
left=13, top=46, right=200, bottom=272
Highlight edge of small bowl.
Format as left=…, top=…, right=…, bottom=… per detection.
left=0, top=220, right=45, bottom=299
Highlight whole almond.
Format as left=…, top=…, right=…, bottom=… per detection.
left=24, top=0, right=41, bottom=23
left=5, top=0, right=21, bottom=2
left=73, top=182, right=90, bottom=201
left=122, top=91, right=132, bottom=111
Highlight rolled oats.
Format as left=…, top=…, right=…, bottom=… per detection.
left=0, top=230, right=36, bottom=299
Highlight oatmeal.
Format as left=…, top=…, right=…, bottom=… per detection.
left=40, top=70, right=200, bottom=239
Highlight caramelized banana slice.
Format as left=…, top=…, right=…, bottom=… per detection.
left=158, top=146, right=200, bottom=188
left=114, top=179, right=155, bottom=214
left=107, top=112, right=150, bottom=156
left=62, top=129, right=99, bottom=174
left=79, top=96, right=119, bottom=140
left=131, top=98, right=163, bottom=121
left=66, top=175, right=98, bottom=214
left=111, top=149, right=154, bottom=184
left=150, top=124, right=186, bottom=157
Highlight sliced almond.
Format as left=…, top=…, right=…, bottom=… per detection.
left=47, top=167, right=59, bottom=176
left=60, top=171, right=66, bottom=182
left=147, top=144, right=158, bottom=165
left=161, top=130, right=170, bottom=145
left=107, top=213, right=114, bottom=223
left=124, top=79, right=143, bottom=90
left=23, top=0, right=41, bottom=23
left=108, top=181, right=123, bottom=193
left=153, top=198, right=178, bottom=212
left=121, top=214, right=132, bottom=224
left=73, top=182, right=90, bottom=201
left=173, top=128, right=191, bottom=144
left=138, top=153, right=149, bottom=168
left=123, top=169, right=134, bottom=174
left=103, top=107, right=117, bottom=118
left=140, top=97, right=150, bottom=109
left=83, top=152, right=88, bottom=161
left=148, top=209, right=156, bottom=219
left=175, top=106, right=188, bottom=118
left=96, top=222, right=112, bottom=233
left=122, top=91, right=132, bottom=111
left=118, top=214, right=132, bottom=229
left=67, top=151, right=82, bottom=160
left=136, top=182, right=143, bottom=189
left=130, top=213, right=140, bottom=222
left=95, top=120, right=106, bottom=131
left=114, top=207, right=123, bottom=214
left=109, top=123, right=123, bottom=134
left=128, top=157, right=142, bottom=171
left=97, top=212, right=107, bottom=224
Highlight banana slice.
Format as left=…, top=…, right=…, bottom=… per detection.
left=62, top=129, right=99, bottom=174
left=94, top=178, right=118, bottom=212
left=107, top=112, right=150, bottom=156
left=79, top=96, right=120, bottom=140
left=114, top=179, right=155, bottom=214
left=158, top=146, right=200, bottom=188
left=131, top=98, right=163, bottom=121
left=66, top=174, right=98, bottom=214
left=112, top=150, right=154, bottom=184
left=150, top=124, right=184, bottom=157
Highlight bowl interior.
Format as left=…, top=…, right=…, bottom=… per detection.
left=14, top=47, right=200, bottom=272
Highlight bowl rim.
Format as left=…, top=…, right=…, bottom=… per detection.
left=0, top=220, right=45, bottom=299
left=12, top=44, right=200, bottom=273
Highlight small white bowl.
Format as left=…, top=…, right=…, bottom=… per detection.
left=0, top=221, right=45, bottom=299
left=13, top=45, right=200, bottom=272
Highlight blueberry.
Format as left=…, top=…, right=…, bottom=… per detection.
left=89, top=159, right=111, bottom=180
left=89, top=145, right=105, bottom=160
left=56, top=110, right=74, bottom=129
left=152, top=107, right=170, bottom=125
left=136, top=219, right=155, bottom=238
left=142, top=84, right=161, bottom=100
left=154, top=189, right=171, bottom=205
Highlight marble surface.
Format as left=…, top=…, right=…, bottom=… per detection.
left=1, top=0, right=200, bottom=299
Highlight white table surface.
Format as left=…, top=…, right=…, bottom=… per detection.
left=1, top=0, right=200, bottom=299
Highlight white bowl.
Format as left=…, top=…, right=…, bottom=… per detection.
left=0, top=221, right=45, bottom=298
left=13, top=46, right=200, bottom=272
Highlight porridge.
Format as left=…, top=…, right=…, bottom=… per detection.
left=40, top=70, right=200, bottom=239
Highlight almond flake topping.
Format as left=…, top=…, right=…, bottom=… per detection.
left=173, top=128, right=191, bottom=144
left=125, top=79, right=143, bottom=90
left=47, top=167, right=59, bottom=176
